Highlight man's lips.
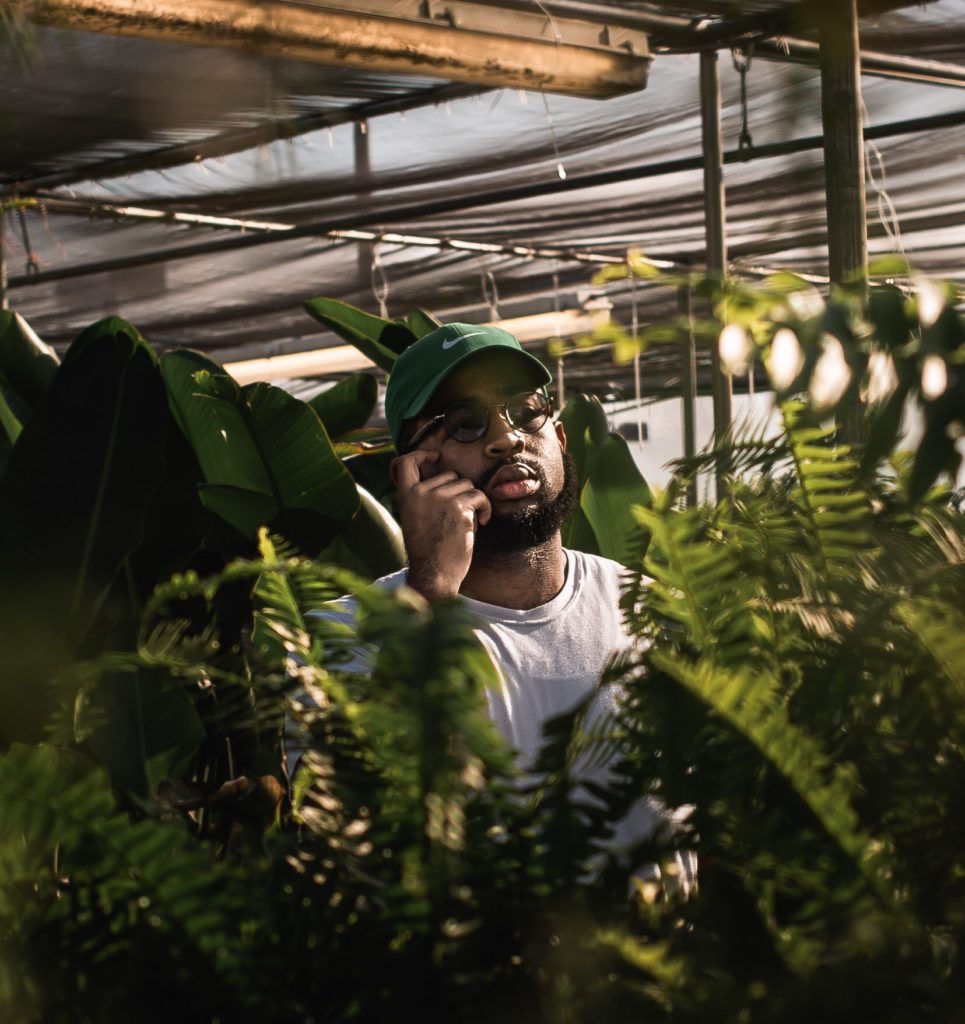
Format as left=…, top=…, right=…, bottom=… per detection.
left=484, top=463, right=541, bottom=501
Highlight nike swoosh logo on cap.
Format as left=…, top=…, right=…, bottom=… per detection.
left=442, top=331, right=487, bottom=349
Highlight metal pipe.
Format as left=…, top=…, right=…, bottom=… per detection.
left=699, top=50, right=732, bottom=494
left=354, top=120, right=373, bottom=293
left=756, top=37, right=965, bottom=89
left=12, top=105, right=965, bottom=289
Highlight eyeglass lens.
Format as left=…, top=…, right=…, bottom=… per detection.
left=444, top=392, right=549, bottom=442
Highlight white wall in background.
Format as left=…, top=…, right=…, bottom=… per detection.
left=605, top=391, right=964, bottom=495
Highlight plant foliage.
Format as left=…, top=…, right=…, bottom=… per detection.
left=0, top=277, right=962, bottom=1022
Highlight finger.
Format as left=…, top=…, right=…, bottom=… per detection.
left=417, top=471, right=463, bottom=492
left=391, top=449, right=439, bottom=489
left=463, top=488, right=492, bottom=526
left=428, top=478, right=479, bottom=499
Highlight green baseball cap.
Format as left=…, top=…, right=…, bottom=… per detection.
left=384, top=323, right=552, bottom=448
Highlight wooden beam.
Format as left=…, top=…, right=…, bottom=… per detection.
left=26, top=0, right=652, bottom=98
left=699, top=49, right=732, bottom=494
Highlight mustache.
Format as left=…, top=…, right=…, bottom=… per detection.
left=473, top=457, right=542, bottom=491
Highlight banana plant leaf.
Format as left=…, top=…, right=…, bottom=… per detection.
left=400, top=308, right=443, bottom=339
left=0, top=317, right=169, bottom=743
left=581, top=432, right=653, bottom=568
left=161, top=350, right=359, bottom=555
left=0, top=388, right=21, bottom=444
left=561, top=504, right=600, bottom=556
left=303, top=298, right=416, bottom=372
left=0, top=310, right=60, bottom=408
left=308, top=372, right=378, bottom=438
left=318, top=484, right=406, bottom=580
left=558, top=393, right=609, bottom=484
left=333, top=428, right=394, bottom=460
left=74, top=667, right=206, bottom=800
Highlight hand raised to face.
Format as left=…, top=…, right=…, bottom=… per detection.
left=390, top=448, right=492, bottom=601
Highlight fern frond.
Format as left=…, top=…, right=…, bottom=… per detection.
left=782, top=402, right=876, bottom=579
left=0, top=744, right=243, bottom=976
left=626, top=494, right=757, bottom=661
left=644, top=650, right=900, bottom=913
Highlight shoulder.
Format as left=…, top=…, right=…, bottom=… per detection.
left=308, top=567, right=410, bottom=625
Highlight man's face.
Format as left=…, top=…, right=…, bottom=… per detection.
left=401, top=350, right=576, bottom=553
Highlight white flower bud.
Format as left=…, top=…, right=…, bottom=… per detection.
left=810, top=335, right=851, bottom=410
left=718, top=323, right=751, bottom=376
left=766, top=328, right=804, bottom=391
left=920, top=354, right=948, bottom=400
left=863, top=351, right=898, bottom=405
left=914, top=276, right=944, bottom=328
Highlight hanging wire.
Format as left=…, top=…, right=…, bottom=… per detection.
left=481, top=264, right=500, bottom=320
left=541, top=90, right=567, bottom=180
left=532, top=0, right=563, bottom=45
left=861, top=97, right=906, bottom=265
left=731, top=44, right=754, bottom=158
left=370, top=242, right=389, bottom=319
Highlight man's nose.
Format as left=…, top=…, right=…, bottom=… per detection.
left=483, top=410, right=524, bottom=458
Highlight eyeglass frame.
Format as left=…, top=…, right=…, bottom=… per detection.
left=402, top=389, right=554, bottom=454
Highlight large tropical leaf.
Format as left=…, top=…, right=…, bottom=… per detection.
left=557, top=392, right=609, bottom=484
left=318, top=484, right=406, bottom=580
left=303, top=298, right=415, bottom=372
left=0, top=310, right=59, bottom=408
left=308, top=372, right=378, bottom=439
left=0, top=388, right=20, bottom=445
left=581, top=432, right=652, bottom=567
left=402, top=307, right=443, bottom=339
left=74, top=667, right=206, bottom=799
left=160, top=350, right=360, bottom=555
left=0, top=317, right=169, bottom=743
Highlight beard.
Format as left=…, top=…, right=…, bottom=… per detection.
left=472, top=450, right=578, bottom=558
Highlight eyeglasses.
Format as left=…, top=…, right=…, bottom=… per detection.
left=404, top=390, right=553, bottom=453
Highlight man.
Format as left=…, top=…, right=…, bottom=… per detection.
left=380, top=322, right=633, bottom=774
left=294, top=322, right=694, bottom=885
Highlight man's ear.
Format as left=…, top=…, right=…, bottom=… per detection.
left=555, top=420, right=567, bottom=451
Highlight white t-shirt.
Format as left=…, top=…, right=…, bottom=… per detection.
left=294, top=549, right=695, bottom=886
left=308, top=548, right=628, bottom=767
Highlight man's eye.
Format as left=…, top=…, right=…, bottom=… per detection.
left=509, top=394, right=545, bottom=423
left=446, top=405, right=486, bottom=435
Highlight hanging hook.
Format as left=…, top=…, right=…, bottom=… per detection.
left=15, top=197, right=39, bottom=277
left=731, top=44, right=754, bottom=158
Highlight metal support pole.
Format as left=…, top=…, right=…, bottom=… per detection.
left=699, top=49, right=732, bottom=496
left=819, top=2, right=868, bottom=288
left=819, top=0, right=867, bottom=443
left=354, top=120, right=373, bottom=295
left=0, top=212, right=8, bottom=311
left=679, top=284, right=698, bottom=507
